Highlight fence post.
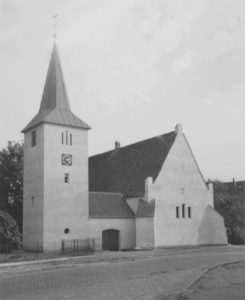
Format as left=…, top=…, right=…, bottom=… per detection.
left=61, top=240, right=64, bottom=254
left=34, top=241, right=39, bottom=260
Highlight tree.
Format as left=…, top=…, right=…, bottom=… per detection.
left=0, top=141, right=23, bottom=231
left=0, top=210, right=22, bottom=252
left=213, top=180, right=245, bottom=244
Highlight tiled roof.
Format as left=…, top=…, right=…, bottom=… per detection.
left=22, top=44, right=90, bottom=132
left=89, top=192, right=135, bottom=218
left=22, top=109, right=90, bottom=132
left=136, top=199, right=155, bottom=217
left=89, top=131, right=176, bottom=197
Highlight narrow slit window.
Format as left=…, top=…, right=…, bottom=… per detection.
left=31, top=130, right=36, bottom=147
left=66, top=131, right=68, bottom=145
left=70, top=133, right=72, bottom=146
left=62, top=132, right=64, bottom=144
left=64, top=173, right=69, bottom=183
left=182, top=204, right=185, bottom=218
left=188, top=207, right=192, bottom=218
left=176, top=206, right=179, bottom=218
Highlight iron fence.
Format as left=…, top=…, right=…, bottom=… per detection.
left=61, top=238, right=99, bottom=255
left=0, top=238, right=102, bottom=263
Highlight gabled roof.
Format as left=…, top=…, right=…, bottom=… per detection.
left=136, top=199, right=155, bottom=218
left=22, top=44, right=90, bottom=133
left=89, top=131, right=177, bottom=197
left=89, top=192, right=135, bottom=218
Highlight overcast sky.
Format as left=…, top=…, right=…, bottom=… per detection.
left=0, top=0, right=244, bottom=181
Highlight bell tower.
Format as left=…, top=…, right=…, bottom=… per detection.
left=22, top=43, right=90, bottom=251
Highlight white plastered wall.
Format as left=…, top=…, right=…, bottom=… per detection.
left=136, top=218, right=154, bottom=249
left=89, top=218, right=136, bottom=250
left=149, top=130, right=227, bottom=247
left=23, top=124, right=44, bottom=251
left=42, top=124, right=89, bottom=251
left=126, top=198, right=140, bottom=214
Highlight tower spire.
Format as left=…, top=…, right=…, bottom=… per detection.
left=21, top=35, right=90, bottom=132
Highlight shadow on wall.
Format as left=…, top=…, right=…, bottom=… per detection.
left=198, top=206, right=228, bottom=245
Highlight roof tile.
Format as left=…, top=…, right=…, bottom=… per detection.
left=136, top=199, right=155, bottom=218
left=89, top=192, right=135, bottom=218
left=89, top=131, right=176, bottom=197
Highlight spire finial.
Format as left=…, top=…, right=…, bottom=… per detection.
left=53, top=14, right=58, bottom=41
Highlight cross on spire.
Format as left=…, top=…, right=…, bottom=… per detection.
left=53, top=14, right=58, bottom=40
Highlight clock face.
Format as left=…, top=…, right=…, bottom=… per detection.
left=62, top=154, right=72, bottom=166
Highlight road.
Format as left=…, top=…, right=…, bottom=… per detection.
left=0, top=246, right=244, bottom=300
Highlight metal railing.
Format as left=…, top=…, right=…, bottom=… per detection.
left=61, top=238, right=99, bottom=255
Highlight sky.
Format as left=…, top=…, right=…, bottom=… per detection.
left=0, top=0, right=244, bottom=181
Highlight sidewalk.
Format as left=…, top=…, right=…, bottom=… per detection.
left=164, top=260, right=245, bottom=300
left=0, top=245, right=237, bottom=277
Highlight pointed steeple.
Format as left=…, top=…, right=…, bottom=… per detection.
left=39, top=43, right=71, bottom=112
left=22, top=43, right=90, bottom=133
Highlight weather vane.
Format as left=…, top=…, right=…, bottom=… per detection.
left=53, top=14, right=58, bottom=40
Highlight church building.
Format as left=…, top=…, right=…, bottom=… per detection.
left=22, top=44, right=227, bottom=252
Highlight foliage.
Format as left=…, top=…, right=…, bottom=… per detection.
left=0, top=141, right=23, bottom=231
left=213, top=181, right=245, bottom=244
left=0, top=210, right=22, bottom=252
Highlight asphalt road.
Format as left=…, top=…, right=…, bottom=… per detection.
left=0, top=246, right=245, bottom=300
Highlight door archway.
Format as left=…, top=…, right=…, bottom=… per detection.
left=102, top=229, right=120, bottom=251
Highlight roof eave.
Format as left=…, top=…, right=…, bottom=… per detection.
left=89, top=216, right=135, bottom=219
left=21, top=120, right=91, bottom=133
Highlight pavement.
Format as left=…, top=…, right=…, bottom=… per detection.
left=165, top=260, right=245, bottom=300
left=0, top=245, right=244, bottom=299
left=0, top=245, right=237, bottom=276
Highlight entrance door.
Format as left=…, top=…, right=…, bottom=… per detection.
left=102, top=229, right=120, bottom=251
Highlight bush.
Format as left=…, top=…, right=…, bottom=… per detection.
left=0, top=210, right=22, bottom=253
left=213, top=181, right=245, bottom=245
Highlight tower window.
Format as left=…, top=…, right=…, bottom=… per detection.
left=182, top=204, right=185, bottom=218
left=64, top=173, right=69, bottom=183
left=70, top=133, right=72, bottom=146
left=188, top=207, right=192, bottom=218
left=66, top=131, right=68, bottom=145
left=176, top=206, right=180, bottom=218
left=31, top=196, right=34, bottom=208
left=31, top=130, right=36, bottom=147
left=62, top=132, right=64, bottom=144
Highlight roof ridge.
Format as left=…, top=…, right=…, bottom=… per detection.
left=90, top=130, right=176, bottom=158
left=89, top=130, right=177, bottom=197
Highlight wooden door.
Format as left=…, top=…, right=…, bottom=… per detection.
left=102, top=229, right=119, bottom=251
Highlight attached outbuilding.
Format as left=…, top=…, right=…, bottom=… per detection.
left=89, top=124, right=228, bottom=249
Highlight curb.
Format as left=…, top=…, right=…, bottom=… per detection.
left=0, top=254, right=97, bottom=269
left=0, top=245, right=240, bottom=270
left=173, top=259, right=245, bottom=299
